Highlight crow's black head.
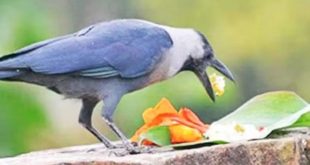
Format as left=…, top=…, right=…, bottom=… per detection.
left=181, top=31, right=234, bottom=101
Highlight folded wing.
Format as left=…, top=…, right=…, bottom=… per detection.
left=0, top=20, right=173, bottom=78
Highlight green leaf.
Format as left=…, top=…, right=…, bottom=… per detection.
left=216, top=91, right=308, bottom=126
left=214, top=91, right=309, bottom=138
left=172, top=91, right=309, bottom=148
left=140, top=126, right=171, bottom=146
left=290, top=112, right=310, bottom=128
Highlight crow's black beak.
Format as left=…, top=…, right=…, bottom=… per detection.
left=210, top=58, right=235, bottom=82
left=193, top=58, right=234, bottom=102
left=194, top=68, right=215, bottom=102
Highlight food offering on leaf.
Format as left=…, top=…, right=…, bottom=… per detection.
left=203, top=122, right=264, bottom=142
left=131, top=98, right=209, bottom=146
left=131, top=71, right=310, bottom=148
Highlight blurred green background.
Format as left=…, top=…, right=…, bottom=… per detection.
left=0, top=0, right=309, bottom=157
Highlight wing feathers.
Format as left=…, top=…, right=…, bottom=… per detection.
left=0, top=20, right=173, bottom=79
left=79, top=67, right=119, bottom=78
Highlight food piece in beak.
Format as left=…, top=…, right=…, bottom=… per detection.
left=209, top=73, right=226, bottom=96
left=193, top=58, right=234, bottom=101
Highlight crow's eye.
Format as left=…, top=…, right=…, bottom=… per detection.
left=204, top=47, right=214, bottom=59
left=203, top=54, right=212, bottom=61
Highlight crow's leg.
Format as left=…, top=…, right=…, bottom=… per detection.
left=101, top=95, right=137, bottom=152
left=79, top=98, right=115, bottom=149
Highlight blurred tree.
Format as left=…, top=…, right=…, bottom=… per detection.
left=0, top=0, right=51, bottom=157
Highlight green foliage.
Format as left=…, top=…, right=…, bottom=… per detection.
left=0, top=84, right=48, bottom=157
left=0, top=0, right=51, bottom=157
left=0, top=1, right=55, bottom=52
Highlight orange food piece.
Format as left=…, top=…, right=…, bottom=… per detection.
left=171, top=117, right=207, bottom=133
left=131, top=112, right=207, bottom=142
left=179, top=108, right=209, bottom=130
left=131, top=113, right=179, bottom=142
left=141, top=139, right=154, bottom=146
left=131, top=98, right=209, bottom=145
left=169, top=124, right=203, bottom=143
left=142, top=98, right=178, bottom=123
